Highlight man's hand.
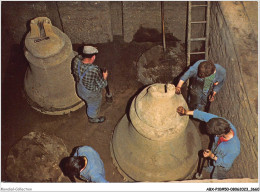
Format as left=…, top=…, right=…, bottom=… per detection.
left=203, top=149, right=212, bottom=158
left=175, top=87, right=181, bottom=94
left=177, top=106, right=187, bottom=116
left=209, top=95, right=215, bottom=102
left=175, top=80, right=184, bottom=94
left=209, top=92, right=216, bottom=102
left=103, top=70, right=108, bottom=80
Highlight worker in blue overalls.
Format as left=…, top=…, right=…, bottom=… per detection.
left=63, top=145, right=109, bottom=182
left=177, top=106, right=240, bottom=179
left=72, top=46, right=108, bottom=123
left=175, top=60, right=226, bottom=111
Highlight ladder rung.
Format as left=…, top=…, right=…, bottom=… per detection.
left=190, top=37, right=206, bottom=41
left=190, top=52, right=206, bottom=55
left=191, top=21, right=207, bottom=24
left=191, top=5, right=207, bottom=7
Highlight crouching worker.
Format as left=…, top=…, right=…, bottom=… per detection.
left=63, top=146, right=109, bottom=183
left=175, top=60, right=226, bottom=111
left=177, top=106, right=240, bottom=179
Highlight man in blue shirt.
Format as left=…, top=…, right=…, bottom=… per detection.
left=175, top=60, right=226, bottom=111
left=72, top=46, right=108, bottom=123
left=177, top=106, right=240, bottom=179
left=63, top=146, right=109, bottom=183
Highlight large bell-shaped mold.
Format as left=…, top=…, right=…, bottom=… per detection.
left=24, top=17, right=84, bottom=115
left=111, top=83, right=201, bottom=181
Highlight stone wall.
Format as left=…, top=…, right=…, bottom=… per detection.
left=1, top=1, right=189, bottom=82
left=1, top=2, right=62, bottom=44
left=209, top=2, right=258, bottom=179
left=56, top=1, right=113, bottom=44
left=122, top=1, right=161, bottom=43
left=110, top=2, right=123, bottom=37
left=1, top=2, right=62, bottom=83
left=164, top=1, right=187, bottom=42
left=1, top=1, right=188, bottom=44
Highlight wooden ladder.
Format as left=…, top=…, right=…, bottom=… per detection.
left=187, top=1, right=211, bottom=67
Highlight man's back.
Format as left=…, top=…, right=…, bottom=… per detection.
left=72, top=55, right=106, bottom=91
left=74, top=146, right=108, bottom=183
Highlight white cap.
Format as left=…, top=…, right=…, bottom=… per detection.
left=83, top=46, right=98, bottom=54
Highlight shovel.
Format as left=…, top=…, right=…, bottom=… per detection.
left=103, top=68, right=113, bottom=103
left=205, top=81, right=218, bottom=112
left=195, top=134, right=215, bottom=179
left=195, top=153, right=206, bottom=179
left=105, top=82, right=113, bottom=103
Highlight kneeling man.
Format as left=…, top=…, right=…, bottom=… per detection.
left=177, top=106, right=240, bottom=179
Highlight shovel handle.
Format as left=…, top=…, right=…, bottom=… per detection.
left=101, top=68, right=111, bottom=95
left=199, top=157, right=206, bottom=175
left=105, top=84, right=110, bottom=95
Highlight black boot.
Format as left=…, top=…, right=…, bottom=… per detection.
left=88, top=116, right=106, bottom=123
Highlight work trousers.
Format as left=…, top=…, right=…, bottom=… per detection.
left=212, top=166, right=228, bottom=179
left=204, top=163, right=228, bottom=180
left=188, top=88, right=209, bottom=111
left=76, top=82, right=102, bottom=118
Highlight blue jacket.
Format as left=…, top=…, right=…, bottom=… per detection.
left=180, top=60, right=226, bottom=93
left=74, top=146, right=108, bottom=183
left=193, top=110, right=240, bottom=171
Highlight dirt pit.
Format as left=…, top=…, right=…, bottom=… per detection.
left=2, top=38, right=210, bottom=182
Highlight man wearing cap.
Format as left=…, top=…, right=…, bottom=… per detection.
left=72, top=45, right=108, bottom=123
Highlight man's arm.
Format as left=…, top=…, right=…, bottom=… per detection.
left=209, top=69, right=225, bottom=102
left=176, top=107, right=219, bottom=122
left=72, top=56, right=81, bottom=81
left=91, top=174, right=109, bottom=183
left=175, top=60, right=204, bottom=94
left=213, top=152, right=238, bottom=170
left=95, top=69, right=108, bottom=89
left=176, top=106, right=193, bottom=115
left=180, top=60, right=204, bottom=82
left=175, top=80, right=185, bottom=94
left=213, top=65, right=226, bottom=93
